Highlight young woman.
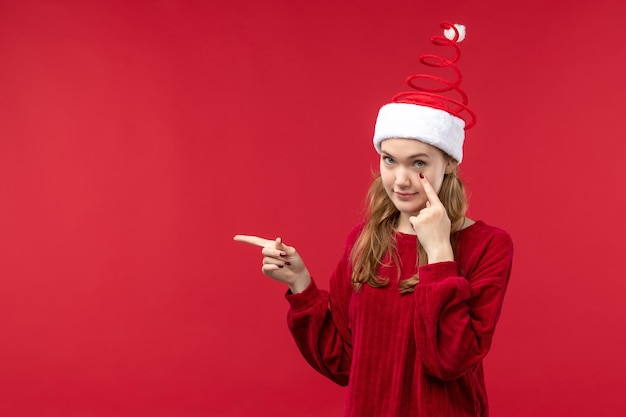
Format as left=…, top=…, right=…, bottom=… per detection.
left=235, top=22, right=513, bottom=417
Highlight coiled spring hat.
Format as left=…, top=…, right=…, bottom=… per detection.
left=373, top=22, right=476, bottom=163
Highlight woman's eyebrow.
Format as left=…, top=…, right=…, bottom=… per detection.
left=380, top=151, right=430, bottom=159
left=407, top=153, right=430, bottom=159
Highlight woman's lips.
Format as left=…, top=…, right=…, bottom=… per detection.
left=395, top=191, right=417, bottom=201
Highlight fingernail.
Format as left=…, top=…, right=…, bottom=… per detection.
left=280, top=252, right=287, bottom=257
left=419, top=173, right=424, bottom=179
left=285, top=262, right=291, bottom=266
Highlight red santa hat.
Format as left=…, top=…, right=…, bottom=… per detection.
left=373, top=22, right=476, bottom=163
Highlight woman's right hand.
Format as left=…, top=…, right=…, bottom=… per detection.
left=233, top=235, right=311, bottom=294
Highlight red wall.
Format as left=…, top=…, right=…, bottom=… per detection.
left=1, top=0, right=625, bottom=416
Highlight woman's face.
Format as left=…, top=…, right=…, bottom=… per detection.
left=379, top=138, right=456, bottom=217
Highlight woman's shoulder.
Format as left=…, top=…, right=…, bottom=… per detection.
left=345, top=221, right=367, bottom=247
left=458, top=220, right=513, bottom=250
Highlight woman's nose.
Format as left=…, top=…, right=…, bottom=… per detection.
left=394, top=168, right=410, bottom=187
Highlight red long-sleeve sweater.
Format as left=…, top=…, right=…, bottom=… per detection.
left=285, top=220, right=513, bottom=417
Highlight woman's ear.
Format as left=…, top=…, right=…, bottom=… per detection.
left=444, top=159, right=459, bottom=174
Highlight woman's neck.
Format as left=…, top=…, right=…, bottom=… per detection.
left=395, top=214, right=417, bottom=235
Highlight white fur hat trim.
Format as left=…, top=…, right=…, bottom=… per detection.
left=373, top=102, right=466, bottom=163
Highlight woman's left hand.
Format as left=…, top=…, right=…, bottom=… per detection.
left=409, top=175, right=454, bottom=264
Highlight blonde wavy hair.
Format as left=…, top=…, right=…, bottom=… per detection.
left=350, top=163, right=468, bottom=294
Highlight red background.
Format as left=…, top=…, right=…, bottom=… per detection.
left=1, top=0, right=625, bottom=416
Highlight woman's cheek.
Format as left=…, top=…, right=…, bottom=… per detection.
left=427, top=174, right=444, bottom=193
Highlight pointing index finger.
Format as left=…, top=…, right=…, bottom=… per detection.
left=419, top=175, right=443, bottom=205
left=233, top=235, right=273, bottom=247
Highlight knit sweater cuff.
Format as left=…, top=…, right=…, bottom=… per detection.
left=284, top=278, right=320, bottom=311
left=418, top=261, right=459, bottom=285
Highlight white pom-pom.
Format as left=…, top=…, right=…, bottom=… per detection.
left=443, top=24, right=466, bottom=42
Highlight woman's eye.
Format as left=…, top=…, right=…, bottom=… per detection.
left=414, top=160, right=425, bottom=168
left=383, top=156, right=394, bottom=164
